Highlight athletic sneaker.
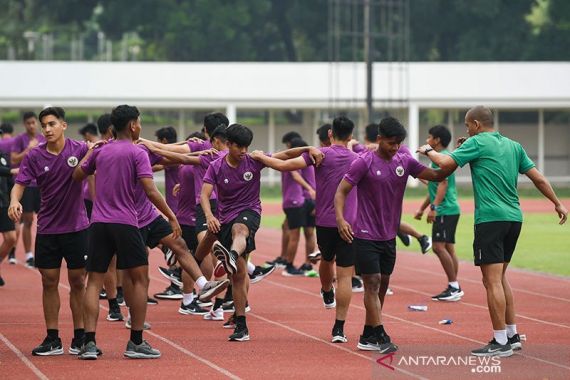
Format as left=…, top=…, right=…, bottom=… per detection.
left=8, top=251, right=16, bottom=264
left=32, top=337, right=64, bottom=356
left=223, top=313, right=237, bottom=329
left=508, top=334, right=522, bottom=351
left=124, top=340, right=161, bottom=359
left=196, top=299, right=212, bottom=308
left=249, top=265, right=275, bottom=284
left=154, top=283, right=183, bottom=300
left=351, top=277, right=364, bottom=293
left=158, top=266, right=182, bottom=287
left=321, top=288, right=336, bottom=309
left=331, top=327, right=348, bottom=343
left=265, top=256, right=287, bottom=268
left=418, top=235, right=432, bottom=254
left=299, top=263, right=318, bottom=277
left=397, top=231, right=411, bottom=246
left=117, top=288, right=125, bottom=306
left=69, top=337, right=102, bottom=356
left=213, top=260, right=227, bottom=277
left=282, top=263, right=304, bottom=277
left=125, top=318, right=151, bottom=330
left=222, top=301, right=251, bottom=313
left=179, top=299, right=208, bottom=315
left=78, top=341, right=100, bottom=360
left=203, top=307, right=224, bottom=321
left=308, top=251, right=322, bottom=263
left=25, top=257, right=34, bottom=268
left=99, top=289, right=107, bottom=300
left=107, top=304, right=124, bottom=321
left=431, top=285, right=463, bottom=302
left=357, top=335, right=398, bottom=353
left=147, top=297, right=158, bottom=305
left=213, top=242, right=238, bottom=275
left=471, top=339, right=513, bottom=357
left=386, top=288, right=394, bottom=296
left=198, top=279, right=230, bottom=302
left=161, top=245, right=177, bottom=266
left=228, top=325, right=250, bottom=342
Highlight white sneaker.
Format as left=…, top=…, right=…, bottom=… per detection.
left=386, top=288, right=394, bottom=296
left=203, top=307, right=224, bottom=321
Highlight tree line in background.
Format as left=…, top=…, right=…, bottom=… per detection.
left=0, top=0, right=568, bottom=62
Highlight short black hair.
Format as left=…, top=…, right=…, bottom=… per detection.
left=155, top=126, right=177, bottom=143
left=282, top=131, right=302, bottom=144
left=22, top=111, right=37, bottom=121
left=210, top=125, right=227, bottom=142
left=186, top=131, right=206, bottom=140
left=111, top=105, right=140, bottom=133
left=0, top=122, right=14, bottom=134
left=38, top=107, right=65, bottom=122
left=79, top=123, right=98, bottom=137
left=289, top=137, right=308, bottom=148
left=226, top=123, right=253, bottom=147
left=428, top=124, right=452, bottom=148
left=316, top=124, right=331, bottom=143
left=365, top=123, right=379, bottom=143
left=97, top=113, right=113, bottom=135
left=203, top=112, right=229, bottom=137
left=332, top=117, right=354, bottom=140
left=378, top=117, right=407, bottom=143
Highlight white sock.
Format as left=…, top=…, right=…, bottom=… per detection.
left=25, top=252, right=33, bottom=260
left=183, top=293, right=194, bottom=306
left=247, top=261, right=256, bottom=275
left=506, top=324, right=517, bottom=338
left=493, top=329, right=508, bottom=345
left=127, top=308, right=131, bottom=319
left=195, top=276, right=207, bottom=289
left=449, top=281, right=459, bottom=289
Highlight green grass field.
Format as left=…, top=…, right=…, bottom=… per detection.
left=260, top=210, right=570, bottom=277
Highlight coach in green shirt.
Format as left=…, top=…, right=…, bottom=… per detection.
left=417, top=106, right=568, bottom=358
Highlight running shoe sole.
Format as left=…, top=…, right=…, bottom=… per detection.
left=213, top=242, right=237, bottom=275
left=198, top=279, right=230, bottom=302
left=32, top=348, right=64, bottom=356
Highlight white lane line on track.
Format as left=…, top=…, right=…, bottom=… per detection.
left=0, top=332, right=50, bottom=380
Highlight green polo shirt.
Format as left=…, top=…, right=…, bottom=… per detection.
left=428, top=150, right=460, bottom=216
left=450, top=132, right=535, bottom=224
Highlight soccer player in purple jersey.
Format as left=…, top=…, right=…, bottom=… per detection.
left=335, top=117, right=448, bottom=353
left=9, top=107, right=91, bottom=356
left=0, top=122, right=18, bottom=265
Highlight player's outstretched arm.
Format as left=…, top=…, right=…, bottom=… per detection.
left=525, top=168, right=568, bottom=224
left=272, top=146, right=324, bottom=165
left=250, top=151, right=307, bottom=172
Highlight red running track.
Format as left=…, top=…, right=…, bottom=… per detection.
left=1, top=227, right=569, bottom=379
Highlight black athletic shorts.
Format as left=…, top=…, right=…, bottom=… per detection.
left=35, top=229, right=88, bottom=270
left=304, top=199, right=316, bottom=228
left=316, top=226, right=354, bottom=267
left=87, top=223, right=148, bottom=272
left=181, top=224, right=198, bottom=252
left=0, top=207, right=15, bottom=232
left=84, top=199, right=93, bottom=220
left=354, top=237, right=397, bottom=275
left=218, top=209, right=261, bottom=256
left=473, top=221, right=522, bottom=266
left=195, top=200, right=218, bottom=234
left=432, top=214, right=460, bottom=243
left=284, top=206, right=306, bottom=229
left=22, top=186, right=41, bottom=213
left=140, top=216, right=173, bottom=249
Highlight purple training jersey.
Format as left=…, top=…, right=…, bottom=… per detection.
left=164, top=165, right=180, bottom=213
left=189, top=140, right=217, bottom=204
left=0, top=137, right=15, bottom=156
left=134, top=145, right=163, bottom=228
left=281, top=171, right=304, bottom=209
left=194, top=149, right=225, bottom=204
left=12, top=132, right=46, bottom=186
left=176, top=164, right=197, bottom=226
left=301, top=165, right=316, bottom=200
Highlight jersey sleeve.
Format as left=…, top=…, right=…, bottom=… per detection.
left=14, top=153, right=35, bottom=186
left=343, top=155, right=368, bottom=187
left=518, top=144, right=536, bottom=174
left=203, top=163, right=216, bottom=185
left=449, top=137, right=480, bottom=168
left=135, top=149, right=153, bottom=179
left=302, top=151, right=316, bottom=167
left=406, top=156, right=428, bottom=178
left=80, top=148, right=99, bottom=175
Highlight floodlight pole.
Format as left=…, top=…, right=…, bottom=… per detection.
left=364, top=0, right=373, bottom=124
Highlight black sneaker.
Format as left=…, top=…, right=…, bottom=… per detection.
left=331, top=327, right=347, bottom=343
left=178, top=299, right=208, bottom=315
left=281, top=263, right=304, bottom=277
left=161, top=245, right=177, bottom=266
left=69, top=336, right=101, bottom=356
left=158, top=266, right=182, bottom=287
left=99, top=289, right=107, bottom=300
left=351, top=276, right=363, bottom=293
left=147, top=297, right=158, bottom=305
left=357, top=335, right=397, bottom=353
left=397, top=231, right=411, bottom=246
left=298, top=263, right=313, bottom=272
left=222, top=301, right=235, bottom=312
left=25, top=257, right=34, bottom=268
left=418, top=235, right=432, bottom=254
left=8, top=251, right=16, bottom=264
left=321, top=287, right=336, bottom=309
left=154, top=283, right=183, bottom=300
left=471, top=339, right=513, bottom=357
left=213, top=242, right=237, bottom=275
left=508, top=334, right=522, bottom=351
left=431, top=285, right=463, bottom=302
left=308, top=251, right=321, bottom=263
left=107, top=304, right=124, bottom=321
left=249, top=265, right=275, bottom=284
left=32, top=337, right=64, bottom=356
left=265, top=256, right=287, bottom=269
left=229, top=325, right=250, bottom=342
left=117, top=288, right=125, bottom=306
left=223, top=313, right=237, bottom=329
left=78, top=341, right=100, bottom=360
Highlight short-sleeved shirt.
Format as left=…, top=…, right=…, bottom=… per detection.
left=302, top=144, right=358, bottom=227
left=194, top=149, right=224, bottom=204
left=12, top=133, right=46, bottom=185
left=281, top=171, right=305, bottom=209
left=16, top=139, right=89, bottom=234
left=301, top=166, right=316, bottom=200
left=450, top=131, right=535, bottom=224
left=81, top=139, right=153, bottom=227
left=189, top=140, right=217, bottom=204
left=176, top=164, right=196, bottom=226
left=0, top=137, right=15, bottom=156
left=428, top=149, right=460, bottom=216
left=203, top=154, right=266, bottom=224
left=344, top=150, right=427, bottom=241
left=134, top=145, right=163, bottom=228
left=164, top=165, right=180, bottom=213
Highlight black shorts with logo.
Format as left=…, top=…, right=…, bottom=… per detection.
left=87, top=223, right=148, bottom=272
left=0, top=207, right=15, bottom=232
left=473, top=221, right=522, bottom=266
left=432, top=214, right=460, bottom=243
left=195, top=200, right=218, bottom=234
left=181, top=224, right=198, bottom=252
left=316, top=226, right=354, bottom=267
left=354, top=237, right=397, bottom=275
left=284, top=206, right=306, bottom=229
left=140, top=216, right=173, bottom=249
left=35, top=229, right=88, bottom=270
left=304, top=199, right=316, bottom=228
left=218, top=210, right=261, bottom=256
left=22, top=186, right=41, bottom=213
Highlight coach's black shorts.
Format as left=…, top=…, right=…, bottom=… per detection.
left=22, top=186, right=41, bottom=213
left=181, top=224, right=198, bottom=252
left=473, top=222, right=522, bottom=266
left=0, top=207, right=15, bottom=232
left=35, top=229, right=88, bottom=270
left=284, top=206, right=306, bottom=229
left=304, top=199, right=316, bottom=228
left=316, top=226, right=354, bottom=267
left=195, top=200, right=218, bottom=234
left=354, top=237, right=397, bottom=275
left=432, top=214, right=460, bottom=243
left=140, top=216, right=173, bottom=249
left=87, top=223, right=147, bottom=272
left=218, top=210, right=261, bottom=256
left=84, top=199, right=93, bottom=220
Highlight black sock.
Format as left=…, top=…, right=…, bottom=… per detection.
left=362, top=325, right=374, bottom=337
left=213, top=297, right=224, bottom=310
left=117, top=287, right=123, bottom=296
left=47, top=329, right=59, bottom=340
left=378, top=324, right=386, bottom=335
left=333, top=319, right=345, bottom=330
left=235, top=315, right=247, bottom=328
left=9, top=247, right=15, bottom=256
left=85, top=332, right=96, bottom=344
left=374, top=325, right=385, bottom=338
left=223, top=286, right=233, bottom=302
left=130, top=330, right=143, bottom=345
left=74, top=328, right=85, bottom=340
left=108, top=298, right=119, bottom=309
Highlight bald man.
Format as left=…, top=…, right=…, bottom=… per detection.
left=417, top=106, right=568, bottom=358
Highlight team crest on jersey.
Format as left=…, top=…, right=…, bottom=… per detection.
left=243, top=171, right=253, bottom=181
left=44, top=166, right=50, bottom=172
left=0, top=157, right=6, bottom=166
left=224, top=178, right=229, bottom=184
left=67, top=156, right=79, bottom=167
left=395, top=166, right=405, bottom=177
left=376, top=170, right=381, bottom=176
